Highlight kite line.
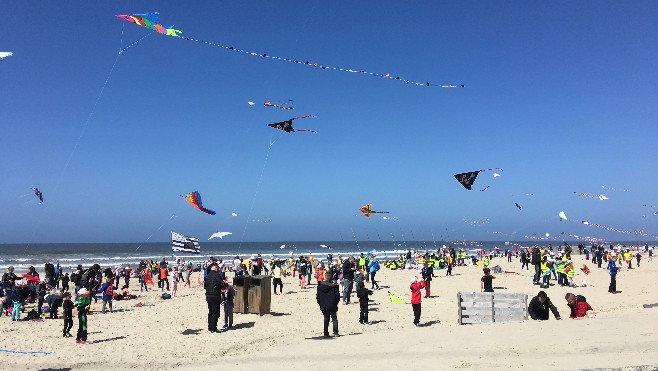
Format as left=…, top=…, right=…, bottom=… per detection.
left=116, top=12, right=465, bottom=88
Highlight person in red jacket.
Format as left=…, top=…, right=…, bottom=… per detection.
left=410, top=276, right=426, bottom=326
left=565, top=293, right=592, bottom=318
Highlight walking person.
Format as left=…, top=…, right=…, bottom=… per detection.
left=204, top=263, right=224, bottom=333
left=368, top=255, right=380, bottom=290
left=316, top=275, right=340, bottom=337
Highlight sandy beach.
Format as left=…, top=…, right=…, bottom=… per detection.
left=1, top=253, right=657, bottom=371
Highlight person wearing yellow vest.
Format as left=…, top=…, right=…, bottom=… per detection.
left=556, top=260, right=567, bottom=287
left=483, top=255, right=490, bottom=268
left=623, top=250, right=632, bottom=269
left=358, top=253, right=367, bottom=270
left=540, top=257, right=551, bottom=289
left=565, top=260, right=575, bottom=287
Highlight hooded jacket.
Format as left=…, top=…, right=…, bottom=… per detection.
left=410, top=281, right=426, bottom=304
left=568, top=295, right=592, bottom=318
left=316, top=282, right=340, bottom=313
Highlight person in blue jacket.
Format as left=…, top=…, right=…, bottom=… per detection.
left=608, top=258, right=619, bottom=293
left=368, top=255, right=381, bottom=290
left=98, top=278, right=116, bottom=313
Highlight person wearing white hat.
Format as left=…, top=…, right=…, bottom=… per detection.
left=75, top=288, right=91, bottom=343
left=410, top=276, right=426, bottom=326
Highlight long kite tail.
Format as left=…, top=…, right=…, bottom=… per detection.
left=478, top=167, right=503, bottom=172
left=296, top=129, right=317, bottom=134
left=291, top=115, right=314, bottom=121
left=264, top=102, right=295, bottom=110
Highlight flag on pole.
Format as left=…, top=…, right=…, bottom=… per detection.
left=171, top=231, right=200, bottom=254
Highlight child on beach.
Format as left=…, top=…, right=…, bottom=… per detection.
left=62, top=292, right=73, bottom=337
left=272, top=262, right=284, bottom=295
left=171, top=267, right=178, bottom=297
left=480, top=268, right=495, bottom=292
left=222, top=283, right=235, bottom=330
left=410, top=276, right=426, bottom=327
left=139, top=269, right=149, bottom=292
left=608, top=259, right=619, bottom=293
left=98, top=277, right=116, bottom=313
left=61, top=273, right=70, bottom=292
left=76, top=288, right=91, bottom=343
left=356, top=281, right=373, bottom=325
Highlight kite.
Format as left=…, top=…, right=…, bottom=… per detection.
left=248, top=102, right=255, bottom=106
left=231, top=212, right=238, bottom=217
left=180, top=191, right=216, bottom=215
left=574, top=192, right=608, bottom=201
left=268, top=115, right=316, bottom=133
left=0, top=52, right=13, bottom=61
left=382, top=216, right=398, bottom=220
left=116, top=13, right=463, bottom=88
left=115, top=12, right=182, bottom=37
left=559, top=211, right=568, bottom=221
left=208, top=232, right=232, bottom=240
left=359, top=204, right=390, bottom=219
left=33, top=188, right=43, bottom=204
left=264, top=100, right=294, bottom=110
left=454, top=168, right=502, bottom=190
left=515, top=203, right=522, bottom=210
left=493, top=173, right=501, bottom=178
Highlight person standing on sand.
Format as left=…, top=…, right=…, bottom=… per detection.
left=62, top=292, right=74, bottom=337
left=316, top=275, right=340, bottom=338
left=421, top=262, right=432, bottom=298
left=75, top=288, right=91, bottom=343
left=410, top=276, right=426, bottom=326
left=204, top=263, right=224, bottom=333
left=341, top=256, right=356, bottom=305
left=608, top=258, right=619, bottom=293
left=368, top=255, right=381, bottom=290
left=272, top=262, right=284, bottom=295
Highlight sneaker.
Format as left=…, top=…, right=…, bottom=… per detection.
left=333, top=333, right=340, bottom=337
left=207, top=330, right=219, bottom=334
left=323, top=333, right=331, bottom=338
left=414, top=323, right=420, bottom=327
left=76, top=340, right=83, bottom=344
left=364, top=322, right=373, bottom=326
left=222, top=324, right=228, bottom=329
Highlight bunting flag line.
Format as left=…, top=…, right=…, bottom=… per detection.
left=574, top=192, right=608, bottom=201
left=116, top=12, right=464, bottom=88
left=264, top=100, right=295, bottom=110
left=580, top=220, right=650, bottom=236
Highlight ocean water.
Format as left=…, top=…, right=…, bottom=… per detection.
left=0, top=240, right=652, bottom=273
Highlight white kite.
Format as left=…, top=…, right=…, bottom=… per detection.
left=559, top=211, right=568, bottom=221
left=493, top=173, right=501, bottom=178
left=231, top=212, right=238, bottom=217
left=0, top=52, right=13, bottom=60
left=208, top=232, right=232, bottom=240
left=247, top=102, right=255, bottom=106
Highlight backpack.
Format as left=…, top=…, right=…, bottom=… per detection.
left=105, top=285, right=114, bottom=297
left=161, top=293, right=171, bottom=300
left=80, top=270, right=90, bottom=286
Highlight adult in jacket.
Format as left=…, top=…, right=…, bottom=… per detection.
left=204, top=263, right=225, bottom=333
left=316, top=277, right=340, bottom=337
left=528, top=291, right=561, bottom=320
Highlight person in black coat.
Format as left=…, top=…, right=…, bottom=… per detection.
left=316, top=277, right=340, bottom=337
left=204, top=263, right=225, bottom=333
left=528, top=291, right=561, bottom=320
left=531, top=248, right=541, bottom=284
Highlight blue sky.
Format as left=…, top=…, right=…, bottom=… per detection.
left=1, top=1, right=656, bottom=244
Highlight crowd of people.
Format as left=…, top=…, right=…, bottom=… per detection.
left=1, top=242, right=652, bottom=341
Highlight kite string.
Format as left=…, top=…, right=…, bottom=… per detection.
left=238, top=139, right=276, bottom=248
left=136, top=214, right=177, bottom=251
left=24, top=25, right=129, bottom=253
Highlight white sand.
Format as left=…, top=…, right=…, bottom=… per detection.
left=1, top=253, right=657, bottom=370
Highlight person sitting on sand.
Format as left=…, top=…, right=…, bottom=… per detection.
left=565, top=293, right=593, bottom=319
left=528, top=291, right=561, bottom=320
left=480, top=268, right=495, bottom=293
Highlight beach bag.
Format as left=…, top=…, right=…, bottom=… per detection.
left=162, top=293, right=171, bottom=300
